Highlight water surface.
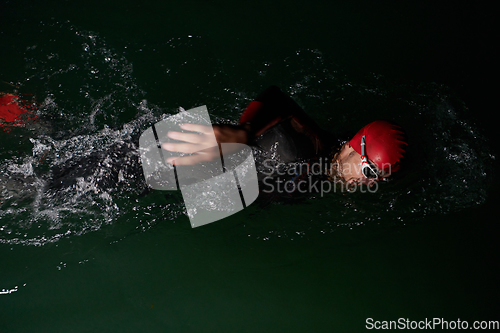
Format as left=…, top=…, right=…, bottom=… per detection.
left=1, top=1, right=498, bottom=332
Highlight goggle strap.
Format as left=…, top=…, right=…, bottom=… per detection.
left=361, top=135, right=366, bottom=156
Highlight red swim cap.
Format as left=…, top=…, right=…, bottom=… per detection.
left=349, top=120, right=407, bottom=174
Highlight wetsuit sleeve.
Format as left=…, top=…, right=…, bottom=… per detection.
left=239, top=86, right=328, bottom=151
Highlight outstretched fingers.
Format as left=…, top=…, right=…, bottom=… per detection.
left=165, top=146, right=221, bottom=165
left=161, top=142, right=206, bottom=154
left=166, top=130, right=214, bottom=145
left=179, top=123, right=213, bottom=134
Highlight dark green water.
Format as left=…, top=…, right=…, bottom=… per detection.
left=1, top=1, right=498, bottom=332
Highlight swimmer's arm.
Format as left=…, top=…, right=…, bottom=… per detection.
left=162, top=123, right=249, bottom=165
left=239, top=86, right=324, bottom=140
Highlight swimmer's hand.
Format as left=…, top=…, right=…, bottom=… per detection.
left=161, top=124, right=248, bottom=165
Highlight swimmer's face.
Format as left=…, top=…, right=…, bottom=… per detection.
left=331, top=142, right=376, bottom=186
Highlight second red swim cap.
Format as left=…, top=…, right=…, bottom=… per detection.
left=349, top=120, right=407, bottom=174
left=0, top=93, right=36, bottom=130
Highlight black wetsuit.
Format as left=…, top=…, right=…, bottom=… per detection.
left=244, top=87, right=327, bottom=159
left=240, top=86, right=338, bottom=197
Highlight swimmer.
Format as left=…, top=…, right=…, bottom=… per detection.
left=163, top=86, right=408, bottom=191
left=1, top=86, right=407, bottom=206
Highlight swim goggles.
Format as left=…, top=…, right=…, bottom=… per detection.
left=360, top=135, right=386, bottom=181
